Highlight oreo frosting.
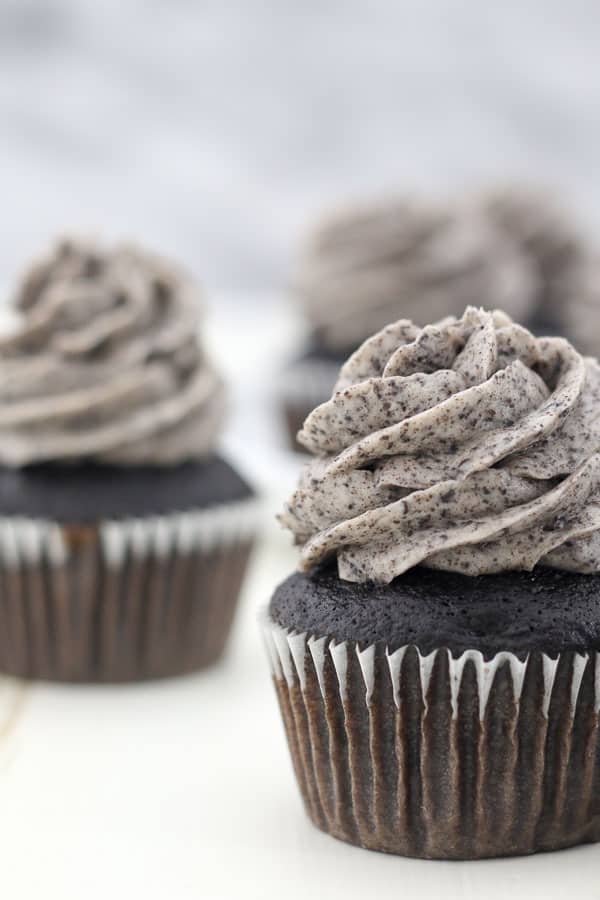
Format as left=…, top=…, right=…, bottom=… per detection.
left=280, top=306, right=600, bottom=583
left=294, top=187, right=600, bottom=357
left=294, top=194, right=537, bottom=353
left=0, top=238, right=225, bottom=466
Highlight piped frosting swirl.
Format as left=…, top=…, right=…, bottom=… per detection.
left=280, top=307, right=600, bottom=582
left=294, top=195, right=537, bottom=352
left=0, top=237, right=225, bottom=466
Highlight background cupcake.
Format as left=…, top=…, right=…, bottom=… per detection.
left=280, top=191, right=534, bottom=450
left=281, top=186, right=600, bottom=451
left=480, top=186, right=590, bottom=337
left=0, top=237, right=258, bottom=682
left=265, top=306, right=600, bottom=859
left=481, top=188, right=600, bottom=358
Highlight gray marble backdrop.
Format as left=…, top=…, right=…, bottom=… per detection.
left=1, top=0, right=600, bottom=296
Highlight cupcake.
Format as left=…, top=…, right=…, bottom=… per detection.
left=281, top=186, right=600, bottom=452
left=263, top=306, right=600, bottom=859
left=481, top=186, right=590, bottom=338
left=0, top=237, right=258, bottom=682
left=280, top=193, right=537, bottom=450
left=554, top=254, right=600, bottom=359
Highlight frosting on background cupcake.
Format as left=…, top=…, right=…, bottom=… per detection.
left=0, top=237, right=256, bottom=683
left=281, top=306, right=600, bottom=581
left=0, top=238, right=225, bottom=466
left=480, top=186, right=589, bottom=334
left=294, top=196, right=537, bottom=352
left=294, top=187, right=600, bottom=354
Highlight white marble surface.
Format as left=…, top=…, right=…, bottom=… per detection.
left=0, top=299, right=596, bottom=899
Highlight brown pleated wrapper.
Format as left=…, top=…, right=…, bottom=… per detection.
left=262, top=614, right=600, bottom=860
left=0, top=499, right=258, bottom=683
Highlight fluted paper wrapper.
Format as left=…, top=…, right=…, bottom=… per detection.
left=262, top=613, right=600, bottom=859
left=0, top=499, right=258, bottom=682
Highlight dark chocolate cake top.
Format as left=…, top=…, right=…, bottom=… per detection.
left=270, top=564, right=600, bottom=657
left=0, top=238, right=225, bottom=466
left=0, top=455, right=253, bottom=522
left=280, top=307, right=600, bottom=583
left=480, top=187, right=598, bottom=350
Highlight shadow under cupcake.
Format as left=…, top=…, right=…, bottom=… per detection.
left=0, top=237, right=258, bottom=682
left=264, top=306, right=600, bottom=859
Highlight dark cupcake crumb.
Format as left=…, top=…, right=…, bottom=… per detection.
left=270, top=562, right=600, bottom=659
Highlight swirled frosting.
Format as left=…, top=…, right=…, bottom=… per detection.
left=559, top=255, right=600, bottom=358
left=280, top=307, right=600, bottom=582
left=294, top=196, right=537, bottom=352
left=481, top=189, right=600, bottom=358
left=0, top=237, right=225, bottom=466
left=481, top=186, right=587, bottom=330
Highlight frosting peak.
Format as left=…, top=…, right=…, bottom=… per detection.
left=281, top=307, right=600, bottom=582
left=0, top=238, right=225, bottom=466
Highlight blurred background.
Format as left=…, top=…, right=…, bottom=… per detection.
left=1, top=3, right=600, bottom=897
left=3, top=0, right=600, bottom=487
left=2, top=0, right=600, bottom=293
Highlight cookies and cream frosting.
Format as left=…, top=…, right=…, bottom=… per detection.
left=559, top=255, right=600, bottom=358
left=0, top=238, right=225, bottom=466
left=280, top=307, right=600, bottom=582
left=294, top=196, right=537, bottom=352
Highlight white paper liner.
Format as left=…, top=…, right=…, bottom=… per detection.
left=0, top=518, right=68, bottom=566
left=100, top=496, right=261, bottom=567
left=0, top=496, right=259, bottom=569
left=0, top=499, right=259, bottom=682
left=261, top=609, right=600, bottom=858
left=261, top=611, right=600, bottom=719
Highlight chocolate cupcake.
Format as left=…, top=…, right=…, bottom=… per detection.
left=554, top=254, right=600, bottom=359
left=264, top=306, right=600, bottom=859
left=482, top=188, right=600, bottom=360
left=0, top=238, right=258, bottom=682
left=280, top=194, right=537, bottom=450
left=281, top=186, right=600, bottom=452
left=480, top=186, right=592, bottom=339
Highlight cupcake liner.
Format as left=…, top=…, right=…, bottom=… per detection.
left=0, top=498, right=259, bottom=682
left=262, top=612, right=600, bottom=859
